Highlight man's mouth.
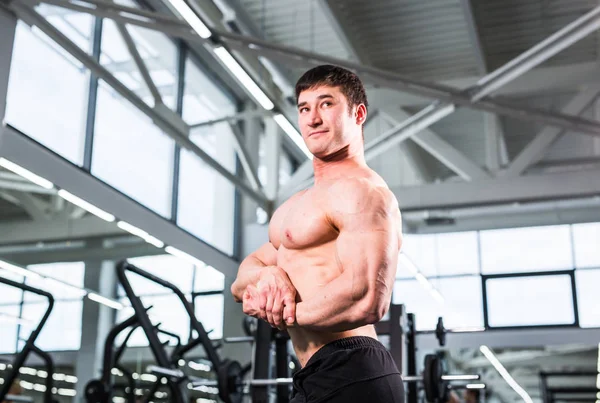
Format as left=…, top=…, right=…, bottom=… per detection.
left=308, top=130, right=328, bottom=137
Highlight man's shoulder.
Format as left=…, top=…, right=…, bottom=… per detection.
left=327, top=175, right=397, bottom=214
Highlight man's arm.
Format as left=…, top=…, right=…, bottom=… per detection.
left=230, top=242, right=277, bottom=302
left=295, top=179, right=401, bottom=332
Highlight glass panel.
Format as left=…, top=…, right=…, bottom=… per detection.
left=5, top=21, right=90, bottom=165
left=572, top=222, right=600, bottom=269
left=120, top=255, right=195, bottom=296
left=181, top=57, right=235, bottom=124
left=399, top=234, right=437, bottom=277
left=480, top=225, right=573, bottom=274
left=0, top=279, right=23, bottom=305
left=194, top=294, right=223, bottom=339
left=0, top=305, right=20, bottom=354
left=575, top=269, right=600, bottom=327
left=101, top=20, right=177, bottom=110
left=436, top=232, right=479, bottom=276
left=393, top=279, right=443, bottom=331
left=24, top=262, right=85, bottom=303
left=92, top=81, right=174, bottom=217
left=194, top=265, right=225, bottom=292
left=486, top=274, right=575, bottom=327
left=393, top=276, right=483, bottom=331
left=20, top=300, right=83, bottom=351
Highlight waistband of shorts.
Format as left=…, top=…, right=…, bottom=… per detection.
left=305, top=336, right=385, bottom=367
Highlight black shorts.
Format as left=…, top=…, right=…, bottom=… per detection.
left=290, top=336, right=405, bottom=403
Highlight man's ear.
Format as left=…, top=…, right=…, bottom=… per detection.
left=355, top=104, right=367, bottom=125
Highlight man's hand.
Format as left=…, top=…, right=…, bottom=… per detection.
left=242, top=266, right=297, bottom=330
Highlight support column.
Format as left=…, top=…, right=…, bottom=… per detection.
left=0, top=9, right=17, bottom=125
left=594, top=98, right=600, bottom=155
left=75, top=259, right=117, bottom=402
left=264, top=117, right=281, bottom=203
left=222, top=102, right=263, bottom=370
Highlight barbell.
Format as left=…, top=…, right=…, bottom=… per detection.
left=147, top=354, right=479, bottom=403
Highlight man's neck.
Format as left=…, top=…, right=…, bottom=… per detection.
left=313, top=141, right=367, bottom=184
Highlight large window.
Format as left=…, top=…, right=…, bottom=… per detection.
left=485, top=273, right=575, bottom=327
left=395, top=221, right=600, bottom=331
left=5, top=15, right=92, bottom=165
left=177, top=58, right=237, bottom=255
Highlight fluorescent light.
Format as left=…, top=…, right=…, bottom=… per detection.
left=0, top=158, right=54, bottom=189
left=415, top=272, right=433, bottom=290
left=467, top=384, right=486, bottom=389
left=480, top=345, right=533, bottom=403
left=596, top=392, right=600, bottom=400
left=165, top=246, right=205, bottom=267
left=273, top=114, right=312, bottom=159
left=431, top=288, right=445, bottom=304
left=117, top=221, right=165, bottom=248
left=57, top=190, right=115, bottom=222
left=213, top=46, right=275, bottom=111
left=0, top=259, right=43, bottom=280
left=87, top=293, right=124, bottom=310
left=165, top=0, right=211, bottom=39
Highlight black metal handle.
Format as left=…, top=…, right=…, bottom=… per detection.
left=0, top=275, right=55, bottom=403
left=116, top=260, right=223, bottom=381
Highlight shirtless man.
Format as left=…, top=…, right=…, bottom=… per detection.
left=231, top=65, right=404, bottom=402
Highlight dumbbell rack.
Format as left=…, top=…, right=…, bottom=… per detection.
left=0, top=276, right=57, bottom=403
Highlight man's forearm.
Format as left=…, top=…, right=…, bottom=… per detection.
left=230, top=257, right=267, bottom=302
left=294, top=272, right=383, bottom=332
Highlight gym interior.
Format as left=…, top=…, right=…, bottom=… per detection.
left=0, top=0, right=599, bottom=402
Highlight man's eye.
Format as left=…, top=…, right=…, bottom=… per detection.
left=300, top=107, right=308, bottom=113
left=322, top=102, right=331, bottom=107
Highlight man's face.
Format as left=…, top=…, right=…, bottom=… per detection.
left=297, top=85, right=365, bottom=158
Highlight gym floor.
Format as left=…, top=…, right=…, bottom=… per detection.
left=0, top=0, right=599, bottom=402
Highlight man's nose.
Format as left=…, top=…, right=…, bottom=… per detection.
left=308, top=109, right=323, bottom=127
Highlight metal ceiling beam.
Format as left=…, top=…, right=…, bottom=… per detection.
left=377, top=107, right=491, bottom=180
left=417, top=326, right=600, bottom=350
left=391, top=167, right=600, bottom=211
left=503, top=84, right=600, bottom=177
left=377, top=111, right=435, bottom=183
left=115, top=22, right=163, bottom=106
left=0, top=215, right=120, bottom=245
left=219, top=28, right=600, bottom=137
left=315, top=0, right=370, bottom=64
left=2, top=190, right=50, bottom=221
left=22, top=0, right=600, bottom=137
left=368, top=4, right=600, bottom=158
left=9, top=1, right=269, bottom=209
left=2, top=240, right=162, bottom=265
left=0, top=8, right=15, bottom=124
left=458, top=0, right=488, bottom=74
left=190, top=109, right=272, bottom=129
left=0, top=125, right=240, bottom=278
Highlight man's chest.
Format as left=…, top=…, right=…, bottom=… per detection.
left=269, top=189, right=338, bottom=249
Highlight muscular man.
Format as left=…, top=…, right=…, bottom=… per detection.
left=231, top=65, right=404, bottom=402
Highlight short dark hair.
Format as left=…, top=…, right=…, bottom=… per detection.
left=295, top=65, right=368, bottom=114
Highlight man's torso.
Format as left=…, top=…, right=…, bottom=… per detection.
left=268, top=167, right=391, bottom=366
